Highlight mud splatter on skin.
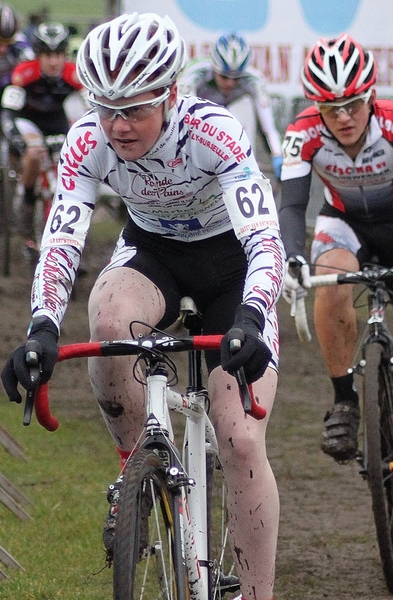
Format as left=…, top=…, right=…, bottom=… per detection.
left=228, top=437, right=234, bottom=448
left=234, top=545, right=244, bottom=569
left=98, top=398, right=124, bottom=417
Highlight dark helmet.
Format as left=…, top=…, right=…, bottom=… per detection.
left=0, top=4, right=17, bottom=42
left=32, top=22, right=69, bottom=54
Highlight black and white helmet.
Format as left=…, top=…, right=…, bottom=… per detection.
left=0, top=4, right=17, bottom=42
left=76, top=13, right=188, bottom=101
left=32, top=22, right=69, bottom=54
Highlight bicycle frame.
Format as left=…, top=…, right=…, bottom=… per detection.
left=293, top=263, right=393, bottom=593
left=25, top=302, right=265, bottom=600
left=137, top=353, right=217, bottom=599
left=294, top=265, right=393, bottom=347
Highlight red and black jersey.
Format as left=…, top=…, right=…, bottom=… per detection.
left=279, top=100, right=393, bottom=256
left=11, top=59, right=83, bottom=135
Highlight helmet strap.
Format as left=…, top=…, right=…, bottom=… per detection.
left=162, top=97, right=173, bottom=128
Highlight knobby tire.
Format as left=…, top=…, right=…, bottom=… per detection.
left=113, top=448, right=189, bottom=600
left=364, top=342, right=393, bottom=592
left=206, top=452, right=239, bottom=599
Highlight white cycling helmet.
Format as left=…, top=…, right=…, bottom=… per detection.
left=301, top=33, right=376, bottom=101
left=210, top=33, right=251, bottom=78
left=76, top=12, right=188, bottom=101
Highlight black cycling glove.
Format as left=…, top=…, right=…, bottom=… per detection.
left=1, top=317, right=59, bottom=404
left=10, top=134, right=26, bottom=157
left=221, top=304, right=272, bottom=384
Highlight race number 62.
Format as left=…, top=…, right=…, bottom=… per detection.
left=236, top=183, right=269, bottom=217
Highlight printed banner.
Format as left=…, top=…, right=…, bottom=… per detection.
left=121, top=0, right=393, bottom=99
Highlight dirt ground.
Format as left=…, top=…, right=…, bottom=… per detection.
left=0, top=209, right=392, bottom=600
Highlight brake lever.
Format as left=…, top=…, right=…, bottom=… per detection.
left=24, top=339, right=42, bottom=426
left=229, top=329, right=266, bottom=420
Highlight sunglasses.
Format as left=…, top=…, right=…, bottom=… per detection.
left=89, top=88, right=170, bottom=122
left=316, top=90, right=372, bottom=118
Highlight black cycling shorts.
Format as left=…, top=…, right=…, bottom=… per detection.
left=120, top=218, right=248, bottom=372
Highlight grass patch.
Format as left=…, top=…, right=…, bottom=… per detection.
left=12, top=0, right=106, bottom=31
left=0, top=399, right=118, bottom=599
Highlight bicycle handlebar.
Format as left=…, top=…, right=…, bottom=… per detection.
left=293, top=267, right=393, bottom=342
left=30, top=334, right=267, bottom=431
left=294, top=274, right=339, bottom=342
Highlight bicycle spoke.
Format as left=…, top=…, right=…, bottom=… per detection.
left=113, top=449, right=188, bottom=600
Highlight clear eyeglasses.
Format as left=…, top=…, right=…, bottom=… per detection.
left=316, top=90, right=372, bottom=118
left=89, top=88, right=170, bottom=122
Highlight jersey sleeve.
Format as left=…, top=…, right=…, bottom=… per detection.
left=11, top=59, right=40, bottom=86
left=62, top=62, right=84, bottom=91
left=31, top=117, right=103, bottom=328
left=279, top=173, right=312, bottom=258
left=222, top=176, right=284, bottom=318
left=279, top=108, right=321, bottom=258
left=178, top=59, right=212, bottom=97
left=245, top=69, right=282, bottom=157
left=213, top=112, right=284, bottom=319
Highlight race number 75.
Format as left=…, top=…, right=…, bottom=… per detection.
left=282, top=132, right=304, bottom=165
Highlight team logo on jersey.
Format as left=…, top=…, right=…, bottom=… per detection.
left=158, top=218, right=202, bottom=232
left=167, top=158, right=183, bottom=168
left=61, top=130, right=98, bottom=190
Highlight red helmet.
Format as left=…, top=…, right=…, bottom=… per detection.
left=301, top=33, right=376, bottom=102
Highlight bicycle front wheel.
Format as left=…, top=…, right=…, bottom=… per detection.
left=206, top=451, right=239, bottom=600
left=113, top=448, right=189, bottom=600
left=364, top=342, right=393, bottom=592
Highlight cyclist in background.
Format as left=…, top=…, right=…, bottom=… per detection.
left=1, top=13, right=284, bottom=600
left=179, top=32, right=283, bottom=181
left=0, top=22, right=85, bottom=257
left=279, top=33, right=393, bottom=463
left=0, top=3, right=34, bottom=100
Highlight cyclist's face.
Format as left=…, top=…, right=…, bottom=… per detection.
left=214, top=72, right=239, bottom=95
left=98, top=85, right=177, bottom=161
left=39, top=51, right=66, bottom=77
left=319, top=90, right=375, bottom=149
left=0, top=43, right=9, bottom=57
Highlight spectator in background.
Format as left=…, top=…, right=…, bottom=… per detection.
left=179, top=32, right=283, bottom=181
left=0, top=3, right=34, bottom=100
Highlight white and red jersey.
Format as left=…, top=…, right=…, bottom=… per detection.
left=280, top=100, right=393, bottom=257
left=31, top=95, right=284, bottom=331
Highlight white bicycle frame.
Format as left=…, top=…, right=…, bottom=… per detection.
left=146, top=366, right=220, bottom=600
left=30, top=301, right=264, bottom=598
